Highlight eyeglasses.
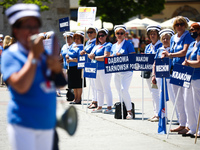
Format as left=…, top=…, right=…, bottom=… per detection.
left=189, top=28, right=195, bottom=32
left=87, top=31, right=94, bottom=34
left=98, top=34, right=105, bottom=38
left=116, top=32, right=124, bottom=35
left=175, top=23, right=185, bottom=27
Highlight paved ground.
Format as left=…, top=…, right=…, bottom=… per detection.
left=0, top=71, right=200, bottom=150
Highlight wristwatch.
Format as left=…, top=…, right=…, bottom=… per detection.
left=31, top=58, right=38, bottom=64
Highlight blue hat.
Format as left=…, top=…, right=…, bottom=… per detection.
left=5, top=3, right=40, bottom=25
left=146, top=24, right=161, bottom=32
left=98, top=28, right=109, bottom=35
left=159, top=29, right=174, bottom=37
left=114, top=25, right=126, bottom=32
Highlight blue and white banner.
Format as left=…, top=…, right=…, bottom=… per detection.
left=104, top=55, right=130, bottom=74
left=59, top=17, right=70, bottom=32
left=84, top=63, right=97, bottom=78
left=129, top=54, right=155, bottom=71
left=78, top=54, right=87, bottom=69
left=155, top=58, right=170, bottom=78
left=170, top=64, right=194, bottom=88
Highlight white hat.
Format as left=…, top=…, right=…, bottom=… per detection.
left=114, top=25, right=127, bottom=32
left=98, top=28, right=109, bottom=35
left=0, top=34, right=4, bottom=38
left=5, top=3, right=40, bottom=25
left=146, top=25, right=161, bottom=32
left=63, top=32, right=74, bottom=37
left=171, top=16, right=190, bottom=24
left=159, top=29, right=174, bottom=37
left=74, top=31, right=84, bottom=37
left=87, top=27, right=98, bottom=33
left=38, top=32, right=45, bottom=38
left=45, top=31, right=54, bottom=37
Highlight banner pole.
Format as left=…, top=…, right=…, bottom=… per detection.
left=86, top=78, right=91, bottom=113
left=142, top=72, right=144, bottom=121
left=120, top=75, right=124, bottom=120
left=166, top=86, right=181, bottom=139
left=163, top=77, right=167, bottom=133
left=81, top=27, right=86, bottom=109
left=195, top=108, right=200, bottom=144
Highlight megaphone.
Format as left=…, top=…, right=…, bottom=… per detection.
left=56, top=106, right=78, bottom=136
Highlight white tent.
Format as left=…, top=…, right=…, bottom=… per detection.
left=94, top=19, right=113, bottom=30
left=141, top=18, right=161, bottom=26
left=160, top=18, right=195, bottom=29
left=124, top=18, right=146, bottom=30
left=70, top=20, right=85, bottom=31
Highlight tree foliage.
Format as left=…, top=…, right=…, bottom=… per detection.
left=79, top=0, right=165, bottom=26
left=0, top=0, right=51, bottom=12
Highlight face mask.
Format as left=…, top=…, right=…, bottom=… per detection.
left=190, top=32, right=198, bottom=39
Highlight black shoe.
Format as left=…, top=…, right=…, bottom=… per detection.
left=70, top=101, right=81, bottom=104
left=190, top=134, right=200, bottom=138
left=182, top=133, right=193, bottom=137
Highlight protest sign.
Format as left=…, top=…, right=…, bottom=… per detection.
left=78, top=54, right=87, bottom=69
left=129, top=54, right=155, bottom=71
left=77, top=7, right=97, bottom=27
left=170, top=64, right=194, bottom=88
left=104, top=55, right=130, bottom=74
left=155, top=58, right=170, bottom=78
left=84, top=63, right=97, bottom=78
left=59, top=17, right=70, bottom=32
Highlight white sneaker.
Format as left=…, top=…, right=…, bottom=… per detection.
left=91, top=109, right=102, bottom=113
left=150, top=116, right=159, bottom=122
left=104, top=109, right=113, bottom=114
left=126, top=112, right=133, bottom=120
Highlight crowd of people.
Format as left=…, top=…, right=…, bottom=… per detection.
left=1, top=3, right=200, bottom=150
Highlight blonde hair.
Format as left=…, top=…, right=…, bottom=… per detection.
left=172, top=16, right=188, bottom=31
left=115, top=28, right=125, bottom=34
left=160, top=33, right=172, bottom=43
left=3, top=35, right=11, bottom=49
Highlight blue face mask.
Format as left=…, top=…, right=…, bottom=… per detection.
left=190, top=31, right=198, bottom=39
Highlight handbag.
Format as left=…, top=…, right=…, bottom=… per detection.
left=141, top=71, right=151, bottom=79
left=114, top=102, right=135, bottom=119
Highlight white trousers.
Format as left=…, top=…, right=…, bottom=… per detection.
left=166, top=79, right=179, bottom=121
left=191, top=80, right=200, bottom=134
left=95, top=70, right=113, bottom=107
left=114, top=71, right=133, bottom=111
left=171, top=84, right=186, bottom=126
left=184, top=82, right=197, bottom=134
left=90, top=78, right=97, bottom=101
left=7, top=124, right=54, bottom=150
left=146, top=77, right=161, bottom=116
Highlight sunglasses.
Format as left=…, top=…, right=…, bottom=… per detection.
left=116, top=32, right=124, bottom=35
left=175, top=23, right=185, bottom=27
left=87, top=31, right=94, bottom=34
left=189, top=28, right=195, bottom=32
left=98, top=34, right=105, bottom=38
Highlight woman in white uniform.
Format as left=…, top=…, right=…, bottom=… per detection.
left=80, top=27, right=98, bottom=109
left=144, top=25, right=162, bottom=122
left=110, top=25, right=135, bottom=119
left=162, top=16, right=194, bottom=134
left=182, top=22, right=200, bottom=137
left=88, top=28, right=113, bottom=114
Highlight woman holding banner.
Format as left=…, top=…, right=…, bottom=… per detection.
left=152, top=29, right=177, bottom=121
left=182, top=22, right=200, bottom=137
left=162, top=16, right=194, bottom=134
left=144, top=25, right=162, bottom=122
left=88, top=28, right=113, bottom=114
left=110, top=25, right=135, bottom=119
left=80, top=27, right=98, bottom=109
left=66, top=31, right=86, bottom=104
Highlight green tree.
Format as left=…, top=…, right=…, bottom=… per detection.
left=79, top=0, right=165, bottom=26
left=0, top=0, right=50, bottom=12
